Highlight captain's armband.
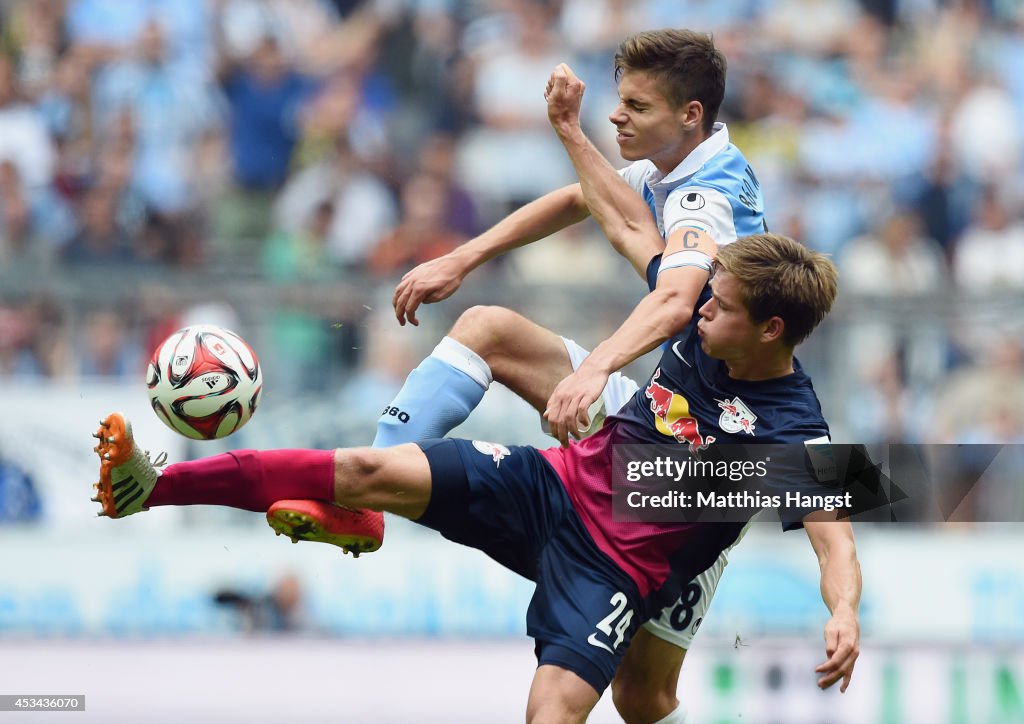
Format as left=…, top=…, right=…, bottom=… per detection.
left=658, top=250, right=713, bottom=276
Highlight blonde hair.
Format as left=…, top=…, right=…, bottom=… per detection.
left=714, top=234, right=838, bottom=346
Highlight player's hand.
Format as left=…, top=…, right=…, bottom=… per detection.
left=543, top=366, right=607, bottom=447
left=544, top=63, right=585, bottom=135
left=815, top=608, right=859, bottom=692
left=392, top=254, right=468, bottom=326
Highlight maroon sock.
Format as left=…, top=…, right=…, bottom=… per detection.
left=145, top=449, right=335, bottom=512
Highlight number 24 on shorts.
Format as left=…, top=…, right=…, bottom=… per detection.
left=587, top=592, right=635, bottom=653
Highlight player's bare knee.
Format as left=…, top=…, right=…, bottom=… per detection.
left=609, top=675, right=639, bottom=722
left=332, top=448, right=386, bottom=508
left=611, top=674, right=676, bottom=724
left=450, top=305, right=522, bottom=361
left=526, top=704, right=588, bottom=724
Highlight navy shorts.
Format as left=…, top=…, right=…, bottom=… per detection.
left=416, top=438, right=644, bottom=694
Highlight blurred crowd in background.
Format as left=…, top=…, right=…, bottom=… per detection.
left=2, top=0, right=1024, bottom=484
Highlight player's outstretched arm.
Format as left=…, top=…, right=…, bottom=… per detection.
left=803, top=513, right=862, bottom=693
left=543, top=224, right=716, bottom=445
left=543, top=234, right=711, bottom=445
left=392, top=183, right=589, bottom=325
left=545, top=63, right=664, bottom=279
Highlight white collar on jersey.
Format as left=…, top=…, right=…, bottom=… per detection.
left=649, top=122, right=730, bottom=186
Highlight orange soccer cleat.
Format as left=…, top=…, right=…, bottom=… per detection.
left=91, top=412, right=165, bottom=519
left=267, top=499, right=384, bottom=558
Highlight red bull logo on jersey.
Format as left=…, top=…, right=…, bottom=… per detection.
left=644, top=369, right=716, bottom=452
left=716, top=396, right=757, bottom=436
left=472, top=440, right=511, bottom=467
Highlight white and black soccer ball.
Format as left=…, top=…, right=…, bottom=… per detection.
left=146, top=325, right=263, bottom=440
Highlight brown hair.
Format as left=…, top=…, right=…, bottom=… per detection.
left=614, top=29, right=726, bottom=133
left=714, top=234, right=838, bottom=347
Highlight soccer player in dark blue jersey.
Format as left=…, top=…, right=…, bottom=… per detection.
left=92, top=232, right=861, bottom=724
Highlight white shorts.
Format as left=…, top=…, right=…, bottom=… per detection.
left=559, top=337, right=640, bottom=423
left=641, top=526, right=747, bottom=647
left=560, top=336, right=735, bottom=649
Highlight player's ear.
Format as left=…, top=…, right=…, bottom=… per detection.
left=679, top=100, right=703, bottom=132
left=761, top=316, right=785, bottom=344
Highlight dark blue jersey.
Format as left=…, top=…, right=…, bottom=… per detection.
left=610, top=289, right=830, bottom=451
left=540, top=287, right=834, bottom=601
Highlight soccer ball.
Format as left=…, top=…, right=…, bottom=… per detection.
left=146, top=325, right=263, bottom=440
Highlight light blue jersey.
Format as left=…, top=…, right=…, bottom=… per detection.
left=618, top=123, right=766, bottom=245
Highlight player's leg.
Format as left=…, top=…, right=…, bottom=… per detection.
left=452, top=305, right=577, bottom=410
left=377, top=303, right=640, bottom=444
left=372, top=305, right=572, bottom=447
left=91, top=412, right=429, bottom=552
left=268, top=307, right=637, bottom=548
left=610, top=537, right=740, bottom=723
left=412, top=436, right=644, bottom=721
left=266, top=306, right=574, bottom=547
left=526, top=665, right=600, bottom=724
left=611, top=629, right=687, bottom=724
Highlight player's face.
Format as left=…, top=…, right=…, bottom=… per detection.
left=609, top=70, right=688, bottom=168
left=696, top=271, right=762, bottom=359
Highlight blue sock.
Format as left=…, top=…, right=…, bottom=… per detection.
left=372, top=336, right=492, bottom=448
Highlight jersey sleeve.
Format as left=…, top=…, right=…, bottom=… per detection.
left=663, top=185, right=738, bottom=246
left=760, top=434, right=843, bottom=531
left=645, top=253, right=663, bottom=292
left=617, top=160, right=655, bottom=196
